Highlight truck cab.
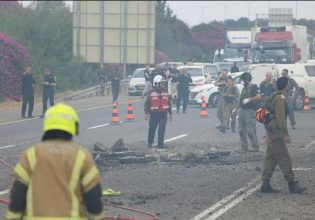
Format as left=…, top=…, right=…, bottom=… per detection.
left=251, top=26, right=306, bottom=64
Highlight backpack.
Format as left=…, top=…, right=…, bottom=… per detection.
left=255, top=93, right=277, bottom=125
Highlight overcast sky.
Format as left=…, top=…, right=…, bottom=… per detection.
left=167, top=1, right=315, bottom=27
left=20, top=1, right=315, bottom=27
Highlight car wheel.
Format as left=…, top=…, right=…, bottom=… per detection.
left=294, top=92, right=305, bottom=111
left=208, top=92, right=219, bottom=108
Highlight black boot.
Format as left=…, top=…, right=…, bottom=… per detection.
left=288, top=181, right=306, bottom=194
left=261, top=180, right=280, bottom=193
left=219, top=127, right=226, bottom=133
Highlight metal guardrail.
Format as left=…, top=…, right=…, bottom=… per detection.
left=62, top=79, right=130, bottom=101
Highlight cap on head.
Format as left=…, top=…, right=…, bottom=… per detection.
left=43, top=103, right=79, bottom=136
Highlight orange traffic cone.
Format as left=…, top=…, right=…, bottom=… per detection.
left=126, top=99, right=135, bottom=121
left=304, top=93, right=311, bottom=112
left=111, top=101, right=121, bottom=124
left=200, top=96, right=208, bottom=117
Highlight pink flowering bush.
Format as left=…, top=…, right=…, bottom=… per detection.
left=0, top=32, right=31, bottom=101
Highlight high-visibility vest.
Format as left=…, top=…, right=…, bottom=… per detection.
left=149, top=90, right=170, bottom=112
left=6, top=140, right=104, bottom=220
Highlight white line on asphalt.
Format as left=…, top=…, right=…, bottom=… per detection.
left=0, top=189, right=10, bottom=196
left=191, top=177, right=260, bottom=220
left=293, top=167, right=313, bottom=171
left=305, top=140, right=315, bottom=149
left=205, top=183, right=261, bottom=220
left=0, top=99, right=142, bottom=127
left=0, top=145, right=16, bottom=150
left=165, top=134, right=188, bottom=143
left=87, top=123, right=110, bottom=130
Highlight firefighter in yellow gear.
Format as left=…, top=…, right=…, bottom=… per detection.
left=6, top=103, right=105, bottom=220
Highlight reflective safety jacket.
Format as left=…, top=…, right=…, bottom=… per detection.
left=6, top=140, right=104, bottom=220
left=145, top=88, right=172, bottom=115
left=150, top=91, right=169, bottom=112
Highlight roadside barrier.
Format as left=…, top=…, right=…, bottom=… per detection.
left=200, top=96, right=208, bottom=117
left=126, top=99, right=136, bottom=122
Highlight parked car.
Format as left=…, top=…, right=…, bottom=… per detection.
left=128, top=68, right=154, bottom=96
left=189, top=71, right=244, bottom=107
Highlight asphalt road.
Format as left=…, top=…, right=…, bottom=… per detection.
left=1, top=95, right=315, bottom=219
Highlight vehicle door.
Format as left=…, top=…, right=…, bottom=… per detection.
left=304, top=65, right=315, bottom=97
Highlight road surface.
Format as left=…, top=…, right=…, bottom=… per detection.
left=1, top=94, right=315, bottom=219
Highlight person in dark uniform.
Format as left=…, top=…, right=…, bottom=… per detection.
left=230, top=62, right=240, bottom=73
left=281, top=68, right=299, bottom=130
left=109, top=66, right=122, bottom=103
left=145, top=75, right=172, bottom=149
left=259, top=71, right=276, bottom=107
left=261, top=76, right=306, bottom=194
left=40, top=68, right=57, bottom=118
left=21, top=67, right=36, bottom=118
left=173, top=68, right=192, bottom=113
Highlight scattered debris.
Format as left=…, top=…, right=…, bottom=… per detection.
left=92, top=140, right=233, bottom=167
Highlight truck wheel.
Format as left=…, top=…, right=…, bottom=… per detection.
left=294, top=92, right=305, bottom=111
left=208, top=93, right=219, bottom=108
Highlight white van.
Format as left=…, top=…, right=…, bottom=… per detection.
left=276, top=63, right=315, bottom=109
left=248, top=63, right=315, bottom=110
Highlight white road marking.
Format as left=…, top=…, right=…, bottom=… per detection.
left=205, top=183, right=261, bottom=220
left=293, top=167, right=313, bottom=171
left=0, top=189, right=10, bottom=196
left=305, top=140, right=315, bottom=149
left=0, top=99, right=142, bottom=127
left=191, top=177, right=260, bottom=220
left=165, top=134, right=188, bottom=143
left=87, top=123, right=110, bottom=130
left=0, top=145, right=16, bottom=150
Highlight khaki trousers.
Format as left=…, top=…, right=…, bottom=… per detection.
left=262, top=137, right=294, bottom=182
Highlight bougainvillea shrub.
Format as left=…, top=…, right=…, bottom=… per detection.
left=0, top=32, right=31, bottom=102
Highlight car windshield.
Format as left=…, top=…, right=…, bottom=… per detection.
left=204, top=65, right=218, bottom=75
left=132, top=69, right=145, bottom=78
left=305, top=66, right=315, bottom=77
left=184, top=68, right=203, bottom=76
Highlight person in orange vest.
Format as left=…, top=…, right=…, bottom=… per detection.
left=145, top=75, right=172, bottom=149
left=6, top=103, right=105, bottom=220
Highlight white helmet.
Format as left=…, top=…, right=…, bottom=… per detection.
left=153, top=75, right=165, bottom=87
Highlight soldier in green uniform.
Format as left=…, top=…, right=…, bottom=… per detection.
left=215, top=69, right=229, bottom=129
left=259, top=71, right=276, bottom=107
left=261, top=76, right=306, bottom=194
left=237, top=72, right=261, bottom=152
left=281, top=68, right=299, bottom=130
left=220, top=76, right=239, bottom=133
